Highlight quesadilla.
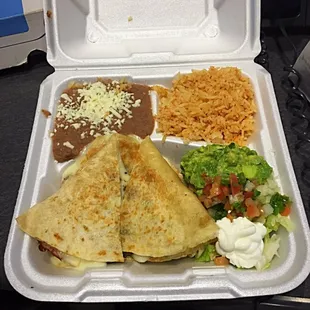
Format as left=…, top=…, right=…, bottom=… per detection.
left=17, top=133, right=218, bottom=267
left=16, top=134, right=124, bottom=266
left=62, top=134, right=140, bottom=198
left=120, top=137, right=219, bottom=262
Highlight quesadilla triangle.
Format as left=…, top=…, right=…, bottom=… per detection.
left=16, top=134, right=124, bottom=265
left=63, top=134, right=140, bottom=182
left=121, top=137, right=219, bottom=262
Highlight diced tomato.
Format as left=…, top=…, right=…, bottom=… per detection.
left=245, top=198, right=260, bottom=218
left=210, top=176, right=222, bottom=197
left=280, top=205, right=291, bottom=216
left=231, top=185, right=242, bottom=196
left=230, top=174, right=241, bottom=196
left=221, top=185, right=230, bottom=196
left=226, top=213, right=234, bottom=222
left=230, top=174, right=239, bottom=186
left=224, top=201, right=231, bottom=211
left=214, top=256, right=229, bottom=266
left=244, top=191, right=254, bottom=199
left=217, top=188, right=226, bottom=201
left=245, top=198, right=256, bottom=208
left=210, top=185, right=221, bottom=197
left=203, top=184, right=212, bottom=195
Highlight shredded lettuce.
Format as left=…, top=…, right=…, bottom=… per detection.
left=196, top=244, right=217, bottom=262
left=256, top=233, right=280, bottom=270
left=265, top=214, right=295, bottom=233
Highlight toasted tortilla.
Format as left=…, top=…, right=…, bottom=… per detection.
left=17, top=134, right=124, bottom=263
left=117, top=134, right=140, bottom=173
left=120, top=137, right=219, bottom=261
left=62, top=134, right=140, bottom=180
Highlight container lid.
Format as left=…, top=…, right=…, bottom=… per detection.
left=44, top=0, right=261, bottom=69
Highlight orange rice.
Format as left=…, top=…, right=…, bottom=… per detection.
left=154, top=67, right=256, bottom=145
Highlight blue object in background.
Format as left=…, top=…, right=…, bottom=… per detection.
left=0, top=0, right=29, bottom=37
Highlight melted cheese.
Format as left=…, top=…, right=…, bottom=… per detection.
left=131, top=254, right=150, bottom=263
left=119, top=157, right=130, bottom=189
left=62, top=138, right=132, bottom=191
left=50, top=255, right=107, bottom=270
left=62, top=157, right=83, bottom=181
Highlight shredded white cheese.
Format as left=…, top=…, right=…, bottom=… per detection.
left=56, top=81, right=142, bottom=134
left=63, top=141, right=75, bottom=149
left=72, top=123, right=81, bottom=130
left=60, top=93, right=72, bottom=102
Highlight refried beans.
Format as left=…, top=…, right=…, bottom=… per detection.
left=51, top=79, right=154, bottom=162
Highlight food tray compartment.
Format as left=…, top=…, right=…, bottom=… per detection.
left=4, top=62, right=310, bottom=301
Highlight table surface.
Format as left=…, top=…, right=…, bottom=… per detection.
left=0, top=33, right=310, bottom=308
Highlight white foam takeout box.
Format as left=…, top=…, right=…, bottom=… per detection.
left=4, top=0, right=310, bottom=302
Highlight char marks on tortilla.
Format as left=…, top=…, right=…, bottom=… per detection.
left=120, top=137, right=218, bottom=260
left=17, top=134, right=218, bottom=265
left=17, top=134, right=124, bottom=263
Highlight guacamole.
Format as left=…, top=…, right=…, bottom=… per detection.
left=181, top=144, right=272, bottom=192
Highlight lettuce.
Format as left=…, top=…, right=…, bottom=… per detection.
left=256, top=233, right=280, bottom=270
left=265, top=214, right=295, bottom=233
left=196, top=244, right=217, bottom=262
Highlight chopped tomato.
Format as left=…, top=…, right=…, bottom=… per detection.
left=210, top=184, right=221, bottom=197
left=210, top=176, right=222, bottom=197
left=281, top=205, right=291, bottom=216
left=245, top=198, right=256, bottom=208
left=245, top=198, right=260, bottom=218
left=229, top=174, right=239, bottom=186
left=215, top=184, right=229, bottom=201
left=224, top=201, right=231, bottom=211
left=230, top=174, right=241, bottom=196
left=203, top=184, right=212, bottom=195
left=214, top=256, right=229, bottom=266
left=221, top=185, right=230, bottom=196
left=244, top=191, right=254, bottom=199
left=217, top=192, right=225, bottom=201
left=226, top=213, right=234, bottom=222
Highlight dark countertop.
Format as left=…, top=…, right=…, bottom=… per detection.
left=0, top=33, right=309, bottom=309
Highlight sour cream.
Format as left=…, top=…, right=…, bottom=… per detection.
left=216, top=217, right=266, bottom=269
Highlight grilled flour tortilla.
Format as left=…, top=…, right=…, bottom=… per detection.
left=16, top=134, right=124, bottom=264
left=17, top=134, right=218, bottom=266
left=120, top=137, right=219, bottom=262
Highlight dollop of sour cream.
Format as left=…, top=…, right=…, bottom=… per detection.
left=216, top=217, right=267, bottom=269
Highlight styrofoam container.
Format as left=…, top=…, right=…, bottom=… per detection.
left=5, top=0, right=310, bottom=302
